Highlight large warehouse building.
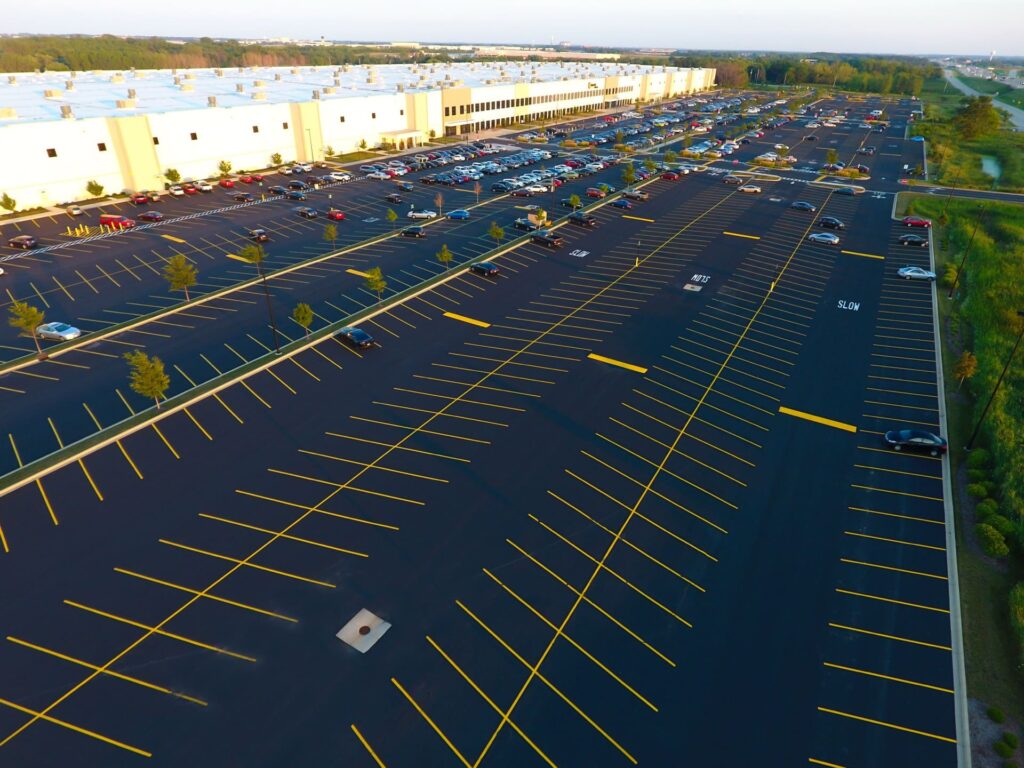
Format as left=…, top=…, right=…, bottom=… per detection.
left=0, top=62, right=715, bottom=209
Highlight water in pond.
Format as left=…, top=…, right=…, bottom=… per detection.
left=981, top=155, right=1002, bottom=180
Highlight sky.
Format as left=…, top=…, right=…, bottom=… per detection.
left=4, top=0, right=1021, bottom=57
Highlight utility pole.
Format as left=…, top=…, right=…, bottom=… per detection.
left=947, top=206, right=986, bottom=299
left=965, top=310, right=1024, bottom=450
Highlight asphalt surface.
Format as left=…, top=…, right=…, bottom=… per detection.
left=0, top=94, right=959, bottom=767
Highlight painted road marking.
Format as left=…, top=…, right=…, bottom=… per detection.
left=346, top=268, right=373, bottom=278
left=779, top=406, right=857, bottom=433
left=161, top=234, right=186, bottom=244
left=817, top=706, right=956, bottom=744
left=622, top=215, right=655, bottom=223
left=723, top=231, right=761, bottom=240
left=443, top=311, right=491, bottom=329
left=587, top=353, right=647, bottom=374
left=840, top=249, right=885, bottom=260
left=225, top=254, right=249, bottom=262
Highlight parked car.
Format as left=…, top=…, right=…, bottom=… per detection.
left=513, top=217, right=539, bottom=231
left=817, top=216, right=845, bottom=230
left=219, top=179, right=235, bottom=188
left=585, top=187, right=607, bottom=198
left=447, top=209, right=470, bottom=220
left=233, top=192, right=256, bottom=202
left=138, top=211, right=165, bottom=222
left=902, top=216, right=932, bottom=228
left=168, top=185, right=185, bottom=197
left=882, top=428, right=947, bottom=456
left=36, top=322, right=81, bottom=341
left=287, top=180, right=308, bottom=190
left=65, top=205, right=83, bottom=216
left=611, top=199, right=633, bottom=210
left=197, top=181, right=213, bottom=192
left=286, top=191, right=307, bottom=201
left=247, top=228, right=270, bottom=243
left=408, top=209, right=438, bottom=220
left=401, top=226, right=426, bottom=238
left=337, top=326, right=376, bottom=349
left=7, top=235, right=38, bottom=249
left=661, top=171, right=680, bottom=181
left=807, top=232, right=840, bottom=245
left=384, top=193, right=403, bottom=204
left=898, top=234, right=929, bottom=247
left=897, top=266, right=937, bottom=281
left=739, top=184, right=761, bottom=193
left=469, top=261, right=500, bottom=276
left=623, top=189, right=649, bottom=201
left=723, top=175, right=744, bottom=185
left=268, top=185, right=287, bottom=195
left=559, top=198, right=583, bottom=210
left=130, top=193, right=149, bottom=205
left=531, top=230, right=565, bottom=248
left=790, top=201, right=817, bottom=211
left=568, top=212, right=598, bottom=228
left=326, top=209, right=345, bottom=221
left=294, top=206, right=318, bottom=219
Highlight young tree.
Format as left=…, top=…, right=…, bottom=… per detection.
left=292, top=302, right=314, bottom=337
left=473, top=181, right=482, bottom=205
left=954, top=350, right=978, bottom=390
left=162, top=253, right=197, bottom=301
left=271, top=152, right=283, bottom=166
left=124, top=349, right=170, bottom=410
left=7, top=300, right=45, bottom=356
left=364, top=266, right=387, bottom=300
left=954, top=95, right=1001, bottom=140
left=217, top=160, right=232, bottom=178
left=323, top=222, right=338, bottom=249
left=434, top=191, right=444, bottom=216
left=164, top=168, right=181, bottom=184
left=359, top=138, right=368, bottom=150
left=386, top=207, right=398, bottom=231
left=436, top=244, right=453, bottom=270
left=826, top=148, right=839, bottom=165
left=238, top=243, right=282, bottom=354
left=622, top=163, right=637, bottom=186
left=643, top=157, right=656, bottom=173
left=615, top=129, right=625, bottom=144
left=488, top=221, right=505, bottom=247
left=568, top=193, right=582, bottom=209
left=664, top=150, right=677, bottom=163
left=0, top=193, right=15, bottom=212
left=325, top=145, right=335, bottom=157
left=86, top=180, right=104, bottom=197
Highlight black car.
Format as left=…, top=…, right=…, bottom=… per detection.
left=531, top=231, right=565, bottom=248
left=491, top=182, right=512, bottom=192
left=883, top=429, right=947, bottom=456
left=469, top=261, right=499, bottom=277
left=513, top=217, right=539, bottom=231
left=723, top=175, right=744, bottom=185
left=420, top=175, right=438, bottom=185
left=559, top=198, right=583, bottom=210
left=247, top=228, right=270, bottom=243
left=8, top=235, right=38, bottom=249
left=294, top=206, right=318, bottom=219
left=337, top=326, right=376, bottom=349
left=568, top=212, right=598, bottom=228
left=138, top=210, right=165, bottom=221
left=401, top=226, right=426, bottom=238
left=858, top=146, right=876, bottom=155
left=233, top=192, right=256, bottom=202
left=818, top=216, right=845, bottom=230
left=286, top=190, right=307, bottom=201
left=267, top=185, right=287, bottom=195
left=834, top=186, right=862, bottom=196
left=287, top=180, right=309, bottom=190
left=790, top=201, right=817, bottom=212
left=898, top=234, right=929, bottom=247
left=804, top=135, right=818, bottom=141
left=384, top=193, right=403, bottom=204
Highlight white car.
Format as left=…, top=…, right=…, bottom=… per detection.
left=807, top=122, right=821, bottom=128
left=808, top=232, right=840, bottom=246
left=774, top=143, right=788, bottom=150
left=65, top=205, right=83, bottom=216
left=367, top=171, right=391, bottom=180
left=326, top=172, right=352, bottom=182
left=36, top=322, right=81, bottom=341
left=407, top=209, right=438, bottom=220
left=525, top=184, right=548, bottom=194
left=168, top=186, right=185, bottom=197
left=739, top=185, right=762, bottom=193
left=897, top=266, right=937, bottom=281
left=197, top=181, right=213, bottom=192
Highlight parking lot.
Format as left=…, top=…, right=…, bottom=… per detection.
left=0, top=93, right=959, bottom=767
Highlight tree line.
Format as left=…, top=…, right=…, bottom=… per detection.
left=0, top=35, right=454, bottom=73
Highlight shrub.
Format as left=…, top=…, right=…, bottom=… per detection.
left=942, top=263, right=960, bottom=288
left=976, top=499, right=1000, bottom=520
left=968, top=469, right=989, bottom=482
left=1003, top=732, right=1020, bottom=749
left=983, top=480, right=999, bottom=496
left=966, top=448, right=991, bottom=470
left=977, top=523, right=1009, bottom=557
left=989, top=515, right=1015, bottom=537
left=989, top=706, right=1006, bottom=723
left=1011, top=583, right=1024, bottom=670
left=967, top=483, right=990, bottom=500
left=994, top=741, right=1013, bottom=758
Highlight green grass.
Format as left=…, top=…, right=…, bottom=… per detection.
left=896, top=193, right=1024, bottom=722
left=956, top=75, right=1024, bottom=111
left=329, top=150, right=379, bottom=163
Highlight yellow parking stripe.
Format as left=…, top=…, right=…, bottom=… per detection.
left=443, top=311, right=491, bottom=328
left=351, top=724, right=387, bottom=768
left=225, top=253, right=249, bottom=262
left=0, top=696, right=152, bottom=757
left=622, top=215, right=655, bottom=223
left=723, top=231, right=761, bottom=240
left=161, top=234, right=186, bottom=244
left=346, top=268, right=373, bottom=278
left=779, top=406, right=857, bottom=433
left=840, top=249, right=885, bottom=260
left=817, top=707, right=956, bottom=744
left=587, top=353, right=647, bottom=374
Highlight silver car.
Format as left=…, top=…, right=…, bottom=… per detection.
left=897, top=266, right=937, bottom=281
left=807, top=232, right=840, bottom=246
left=36, top=322, right=81, bottom=341
left=407, top=209, right=438, bottom=220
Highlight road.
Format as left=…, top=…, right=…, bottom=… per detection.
left=942, top=69, right=1024, bottom=129
left=0, top=94, right=963, bottom=768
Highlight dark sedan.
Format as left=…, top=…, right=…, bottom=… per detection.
left=790, top=201, right=817, bottom=212
left=469, top=261, right=499, bottom=276
left=883, top=429, right=947, bottom=456
left=818, top=216, right=845, bottom=230
left=337, top=326, right=376, bottom=349
left=898, top=234, right=929, bottom=247
left=401, top=226, right=426, bottom=238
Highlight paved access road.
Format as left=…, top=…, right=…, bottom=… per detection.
left=0, top=92, right=960, bottom=768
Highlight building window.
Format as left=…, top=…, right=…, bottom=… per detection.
left=97, top=142, right=107, bottom=152
left=252, top=125, right=259, bottom=133
left=190, top=132, right=198, bottom=141
left=444, top=106, right=450, bottom=116
left=282, top=121, right=289, bottom=129
left=371, top=112, right=376, bottom=119
left=46, top=148, right=57, bottom=158
left=340, top=115, right=345, bottom=123
left=459, top=105, right=465, bottom=115
left=400, top=109, right=404, bottom=115
left=153, top=136, right=160, bottom=145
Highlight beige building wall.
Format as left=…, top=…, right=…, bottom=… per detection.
left=107, top=114, right=162, bottom=193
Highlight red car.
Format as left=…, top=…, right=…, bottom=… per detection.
left=138, top=211, right=164, bottom=222
left=183, top=184, right=199, bottom=195
left=238, top=174, right=254, bottom=184
left=130, top=193, right=149, bottom=205
left=662, top=171, right=680, bottom=180
left=326, top=209, right=345, bottom=221
left=250, top=173, right=264, bottom=182
left=219, top=179, right=235, bottom=188
left=586, top=187, right=606, bottom=198
left=902, top=216, right=931, bottom=228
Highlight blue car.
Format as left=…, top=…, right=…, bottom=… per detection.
left=447, top=209, right=470, bottom=220
left=910, top=135, right=925, bottom=142
left=611, top=198, right=633, bottom=209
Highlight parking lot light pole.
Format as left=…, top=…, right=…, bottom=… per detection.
left=965, top=310, right=1024, bottom=450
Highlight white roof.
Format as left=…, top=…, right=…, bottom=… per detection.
left=0, top=61, right=698, bottom=124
